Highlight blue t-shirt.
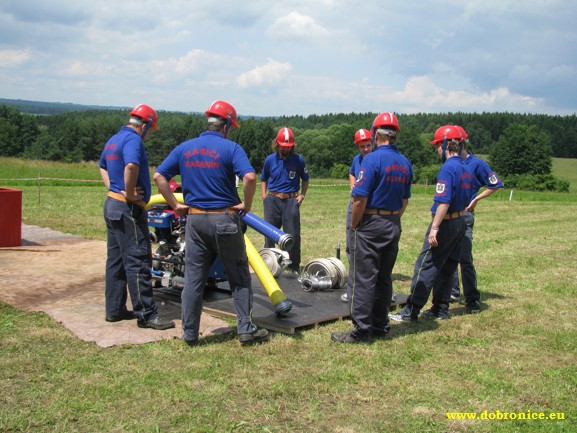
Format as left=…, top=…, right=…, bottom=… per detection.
left=98, top=126, right=152, bottom=202
left=155, top=131, right=254, bottom=209
left=431, top=156, right=474, bottom=214
left=260, top=152, right=309, bottom=193
left=349, top=153, right=364, bottom=178
left=464, top=153, right=504, bottom=199
left=353, top=145, right=413, bottom=211
left=349, top=153, right=365, bottom=198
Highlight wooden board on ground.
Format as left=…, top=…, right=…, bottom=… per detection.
left=203, top=273, right=350, bottom=334
left=155, top=273, right=409, bottom=335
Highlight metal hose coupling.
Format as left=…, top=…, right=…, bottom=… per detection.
left=300, top=257, right=347, bottom=292
left=300, top=274, right=334, bottom=292
left=274, top=299, right=292, bottom=316
left=277, top=233, right=294, bottom=251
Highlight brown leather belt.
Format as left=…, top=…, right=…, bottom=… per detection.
left=107, top=191, right=146, bottom=208
left=432, top=211, right=464, bottom=220
left=188, top=207, right=232, bottom=215
left=364, top=208, right=400, bottom=215
left=269, top=191, right=298, bottom=200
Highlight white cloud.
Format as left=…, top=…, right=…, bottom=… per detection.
left=144, top=49, right=231, bottom=85
left=236, top=59, right=293, bottom=88
left=0, top=49, right=30, bottom=67
left=267, top=11, right=329, bottom=39
left=389, top=76, right=542, bottom=113
left=63, top=60, right=114, bottom=77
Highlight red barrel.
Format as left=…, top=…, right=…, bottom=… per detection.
left=0, top=188, right=22, bottom=247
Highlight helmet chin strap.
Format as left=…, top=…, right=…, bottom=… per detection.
left=370, top=126, right=376, bottom=150
left=224, top=116, right=232, bottom=136
left=141, top=119, right=153, bottom=137
left=442, top=137, right=448, bottom=163
left=458, top=138, right=465, bottom=156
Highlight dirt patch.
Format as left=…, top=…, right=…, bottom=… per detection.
left=0, top=225, right=231, bottom=347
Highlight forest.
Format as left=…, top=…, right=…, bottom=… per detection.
left=1, top=103, right=575, bottom=191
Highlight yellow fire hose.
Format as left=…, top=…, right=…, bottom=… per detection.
left=244, top=235, right=292, bottom=316
left=146, top=193, right=184, bottom=209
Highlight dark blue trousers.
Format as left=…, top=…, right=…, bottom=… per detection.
left=263, top=195, right=301, bottom=270
left=451, top=211, right=480, bottom=305
left=182, top=213, right=255, bottom=341
left=348, top=214, right=401, bottom=338
left=406, top=217, right=466, bottom=315
left=103, top=197, right=158, bottom=321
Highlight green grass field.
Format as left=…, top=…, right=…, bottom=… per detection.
left=1, top=158, right=576, bottom=432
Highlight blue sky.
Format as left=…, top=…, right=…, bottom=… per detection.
left=1, top=0, right=576, bottom=117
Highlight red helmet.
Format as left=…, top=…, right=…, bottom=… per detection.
left=372, top=112, right=400, bottom=131
left=168, top=179, right=181, bottom=192
left=130, top=104, right=159, bottom=130
left=430, top=125, right=462, bottom=145
left=454, top=125, right=468, bottom=139
left=276, top=127, right=295, bottom=147
left=354, top=129, right=372, bottom=145
left=205, top=100, right=240, bottom=128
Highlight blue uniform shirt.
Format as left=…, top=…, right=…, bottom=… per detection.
left=155, top=131, right=254, bottom=209
left=99, top=126, right=152, bottom=203
left=353, top=145, right=413, bottom=211
left=261, top=152, right=309, bottom=193
left=349, top=153, right=364, bottom=178
left=464, top=153, right=504, bottom=199
left=431, top=156, right=474, bottom=214
left=349, top=153, right=364, bottom=198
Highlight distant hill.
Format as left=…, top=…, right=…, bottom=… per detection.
left=0, top=97, right=265, bottom=119
left=0, top=98, right=130, bottom=115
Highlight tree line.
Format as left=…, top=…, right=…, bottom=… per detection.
left=0, top=105, right=573, bottom=191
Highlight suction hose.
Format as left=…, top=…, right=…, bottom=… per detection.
left=239, top=211, right=294, bottom=251
left=244, top=235, right=292, bottom=316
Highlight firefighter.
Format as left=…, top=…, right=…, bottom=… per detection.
left=390, top=125, right=473, bottom=322
left=449, top=125, right=504, bottom=313
left=332, top=112, right=413, bottom=343
left=99, top=104, right=175, bottom=330
left=341, top=128, right=372, bottom=303
left=153, top=100, right=269, bottom=347
left=260, top=127, right=309, bottom=274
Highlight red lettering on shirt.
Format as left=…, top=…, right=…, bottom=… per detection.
left=185, top=147, right=220, bottom=160
left=185, top=161, right=220, bottom=169
left=384, top=175, right=409, bottom=183
left=385, top=163, right=409, bottom=174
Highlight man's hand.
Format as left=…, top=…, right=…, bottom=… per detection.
left=173, top=203, right=189, bottom=218
left=466, top=198, right=478, bottom=212
left=230, top=202, right=249, bottom=214
left=428, top=227, right=439, bottom=247
left=122, top=186, right=144, bottom=203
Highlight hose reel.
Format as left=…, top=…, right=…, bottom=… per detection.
left=300, top=257, right=347, bottom=292
left=258, top=248, right=291, bottom=277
